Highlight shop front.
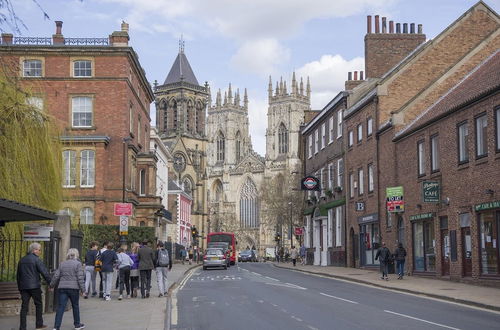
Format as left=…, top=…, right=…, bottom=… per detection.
left=476, top=201, right=500, bottom=277
left=358, top=213, right=380, bottom=267
left=410, top=212, right=436, bottom=273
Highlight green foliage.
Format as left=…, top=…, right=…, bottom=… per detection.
left=0, top=63, right=62, bottom=212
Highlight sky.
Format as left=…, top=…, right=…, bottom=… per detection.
left=5, top=0, right=499, bottom=155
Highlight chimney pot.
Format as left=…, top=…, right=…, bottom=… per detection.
left=121, top=21, right=129, bottom=32
left=374, top=15, right=380, bottom=33
left=418, top=24, right=423, bottom=34
left=367, top=16, right=372, bottom=34
left=360, top=71, right=364, bottom=80
left=396, top=23, right=401, bottom=33
left=55, top=21, right=63, bottom=35
left=348, top=72, right=352, bottom=81
left=410, top=23, right=415, bottom=34
left=403, top=23, right=408, bottom=33
left=354, top=71, right=358, bottom=81
left=389, top=20, right=394, bottom=33
left=382, top=17, right=387, bottom=33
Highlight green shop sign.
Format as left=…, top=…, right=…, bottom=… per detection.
left=474, top=200, right=500, bottom=211
left=409, top=212, right=434, bottom=221
left=422, top=181, right=439, bottom=203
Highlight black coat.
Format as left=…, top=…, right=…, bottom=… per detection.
left=394, top=247, right=407, bottom=261
left=16, top=253, right=51, bottom=291
left=100, top=249, right=118, bottom=273
left=375, top=247, right=391, bottom=263
left=138, top=245, right=155, bottom=270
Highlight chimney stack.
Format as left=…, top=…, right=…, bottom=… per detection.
left=382, top=17, right=387, bottom=33
left=55, top=21, right=63, bottom=35
left=418, top=24, right=423, bottom=34
left=389, top=20, right=394, bottom=33
left=367, top=16, right=372, bottom=34
left=52, top=21, right=64, bottom=45
left=403, top=23, right=408, bottom=33
left=410, top=23, right=415, bottom=34
left=374, top=15, right=380, bottom=33
left=396, top=23, right=401, bottom=33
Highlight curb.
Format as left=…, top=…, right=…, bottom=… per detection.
left=165, top=264, right=201, bottom=330
left=272, top=263, right=500, bottom=312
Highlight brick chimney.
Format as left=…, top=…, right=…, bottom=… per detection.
left=1, top=33, right=13, bottom=45
left=109, top=21, right=130, bottom=47
left=345, top=70, right=365, bottom=90
left=52, top=21, right=64, bottom=45
left=364, top=15, right=426, bottom=79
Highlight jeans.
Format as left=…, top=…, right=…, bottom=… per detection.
left=292, top=258, right=297, bottom=266
left=156, top=267, right=169, bottom=294
left=84, top=265, right=96, bottom=295
left=19, top=288, right=43, bottom=330
left=380, top=261, right=389, bottom=277
left=54, top=288, right=80, bottom=328
left=119, top=266, right=131, bottom=295
left=397, top=260, right=405, bottom=276
left=102, top=271, right=114, bottom=297
left=140, top=269, right=152, bottom=297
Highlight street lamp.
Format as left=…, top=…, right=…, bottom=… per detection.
left=288, top=201, right=293, bottom=249
left=121, top=137, right=132, bottom=246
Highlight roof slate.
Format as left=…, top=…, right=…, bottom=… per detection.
left=164, top=52, right=199, bottom=86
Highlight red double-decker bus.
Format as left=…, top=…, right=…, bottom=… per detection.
left=207, top=232, right=237, bottom=265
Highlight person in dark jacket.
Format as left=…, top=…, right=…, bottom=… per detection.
left=375, top=241, right=391, bottom=280
left=101, top=242, right=118, bottom=300
left=50, top=248, right=85, bottom=330
left=137, top=240, right=154, bottom=298
left=84, top=241, right=99, bottom=298
left=394, top=243, right=407, bottom=279
left=17, top=242, right=51, bottom=330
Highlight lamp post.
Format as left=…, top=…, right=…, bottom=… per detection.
left=288, top=201, right=293, bottom=249
left=121, top=137, right=132, bottom=246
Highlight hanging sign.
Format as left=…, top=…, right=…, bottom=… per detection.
left=301, top=176, right=320, bottom=191
left=422, top=181, right=440, bottom=203
left=386, top=186, right=404, bottom=212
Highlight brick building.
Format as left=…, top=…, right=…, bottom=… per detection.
left=0, top=21, right=162, bottom=227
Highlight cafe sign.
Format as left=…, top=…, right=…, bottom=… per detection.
left=422, top=180, right=440, bottom=203
left=386, top=186, right=404, bottom=212
left=475, top=200, right=500, bottom=212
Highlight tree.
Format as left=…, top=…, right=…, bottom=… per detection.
left=0, top=0, right=49, bottom=33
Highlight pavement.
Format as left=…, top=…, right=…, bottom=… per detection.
left=0, top=262, right=199, bottom=330
left=272, top=261, right=500, bottom=311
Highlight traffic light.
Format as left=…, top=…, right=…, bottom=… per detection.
left=275, top=233, right=281, bottom=242
left=191, top=226, right=198, bottom=239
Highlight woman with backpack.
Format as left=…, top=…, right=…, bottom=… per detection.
left=117, top=247, right=134, bottom=300
left=129, top=242, right=140, bottom=298
left=154, top=241, right=172, bottom=297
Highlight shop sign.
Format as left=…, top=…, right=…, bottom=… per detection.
left=23, top=224, right=53, bottom=241
left=422, top=181, right=440, bottom=203
left=474, top=200, right=500, bottom=212
left=301, top=176, right=320, bottom=191
left=409, top=212, right=434, bottom=221
left=357, top=213, right=379, bottom=224
left=386, top=186, right=404, bottom=212
left=355, top=202, right=365, bottom=211
left=294, top=227, right=304, bottom=236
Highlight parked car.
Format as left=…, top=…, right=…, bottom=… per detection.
left=203, top=248, right=228, bottom=270
left=238, top=250, right=257, bottom=262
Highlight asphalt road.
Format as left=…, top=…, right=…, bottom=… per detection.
left=171, top=262, right=500, bottom=330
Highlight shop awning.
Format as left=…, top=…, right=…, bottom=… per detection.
left=0, top=198, right=57, bottom=223
left=319, top=198, right=346, bottom=216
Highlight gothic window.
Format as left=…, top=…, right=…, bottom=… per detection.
left=214, top=180, right=223, bottom=202
left=240, top=178, right=259, bottom=228
left=217, top=131, right=225, bottom=162
left=160, top=100, right=167, bottom=133
left=235, top=131, right=242, bottom=162
left=183, top=177, right=193, bottom=196
left=187, top=100, right=193, bottom=132
left=196, top=101, right=203, bottom=134
left=169, top=99, right=178, bottom=131
left=278, top=123, right=288, bottom=154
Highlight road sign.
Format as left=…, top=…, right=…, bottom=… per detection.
left=119, top=215, right=129, bottom=235
left=294, top=227, right=304, bottom=236
left=114, top=203, right=133, bottom=216
left=301, top=176, right=320, bottom=191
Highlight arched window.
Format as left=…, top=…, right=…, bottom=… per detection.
left=170, top=99, right=178, bottom=130
left=214, top=181, right=223, bottom=202
left=183, top=177, right=192, bottom=195
left=240, top=178, right=259, bottom=228
left=196, top=101, right=203, bottom=134
left=160, top=100, right=167, bottom=133
left=139, top=221, right=146, bottom=227
left=80, top=207, right=94, bottom=224
left=217, top=131, right=225, bottom=162
left=235, top=131, right=242, bottom=163
left=278, top=123, right=288, bottom=154
left=187, top=100, right=193, bottom=132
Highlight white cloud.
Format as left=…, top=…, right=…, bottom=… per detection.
left=297, top=54, right=364, bottom=109
left=230, top=39, right=290, bottom=77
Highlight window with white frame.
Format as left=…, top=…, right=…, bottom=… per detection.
left=431, top=134, right=439, bottom=172
left=73, top=60, right=92, bottom=77
left=418, top=140, right=425, bottom=176
left=475, top=114, right=488, bottom=158
left=139, top=169, right=146, bottom=196
left=23, top=59, right=42, bottom=77
left=308, top=135, right=313, bottom=159
left=348, top=130, right=354, bottom=147
left=80, top=150, right=95, bottom=187
left=321, top=123, right=326, bottom=149
left=358, top=168, right=364, bottom=195
left=367, top=117, right=373, bottom=136
left=71, top=96, right=93, bottom=127
left=80, top=207, right=94, bottom=224
left=315, top=129, right=319, bottom=154
left=458, top=122, right=469, bottom=163
left=337, top=159, right=343, bottom=189
left=357, top=124, right=363, bottom=142
left=349, top=173, right=354, bottom=198
left=329, top=116, right=334, bottom=144
left=62, top=150, right=76, bottom=187
left=335, top=206, right=342, bottom=247
left=328, top=208, right=334, bottom=248
left=368, top=163, right=374, bottom=192
left=328, top=163, right=334, bottom=190
left=337, top=110, right=343, bottom=138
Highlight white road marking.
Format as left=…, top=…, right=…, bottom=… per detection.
left=271, top=303, right=278, bottom=307
left=285, top=282, right=307, bottom=290
left=384, top=310, right=461, bottom=330
left=307, top=325, right=319, bottom=330
left=251, top=271, right=261, bottom=276
left=265, top=276, right=279, bottom=281
left=291, top=315, right=303, bottom=322
left=257, top=300, right=264, bottom=303
left=319, top=292, right=358, bottom=304
left=265, top=282, right=307, bottom=290
left=171, top=292, right=178, bottom=325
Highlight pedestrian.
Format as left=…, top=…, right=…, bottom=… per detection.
left=181, top=247, right=187, bottom=265
left=16, top=242, right=51, bottom=330
left=188, top=246, right=194, bottom=265
left=117, top=247, right=133, bottom=300
left=375, top=241, right=391, bottom=280
left=275, top=246, right=280, bottom=263
left=129, top=242, right=140, bottom=298
left=84, top=241, right=99, bottom=299
left=138, top=240, right=155, bottom=298
left=97, top=241, right=108, bottom=298
left=394, top=243, right=407, bottom=279
left=299, top=244, right=306, bottom=265
left=50, top=248, right=85, bottom=330
left=279, top=246, right=284, bottom=263
left=100, top=242, right=118, bottom=300
left=154, top=241, right=172, bottom=297
left=290, top=246, right=298, bottom=267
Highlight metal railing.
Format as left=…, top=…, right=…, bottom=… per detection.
left=5, top=37, right=109, bottom=46
left=12, top=37, right=52, bottom=45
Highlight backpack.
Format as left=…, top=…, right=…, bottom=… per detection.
left=94, top=251, right=102, bottom=272
left=158, top=249, right=170, bottom=267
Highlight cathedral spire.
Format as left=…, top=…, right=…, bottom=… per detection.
left=300, top=77, right=304, bottom=95
left=292, top=72, right=297, bottom=95
left=283, top=80, right=287, bottom=95
left=216, top=89, right=221, bottom=107
left=228, top=83, right=233, bottom=104
left=224, top=91, right=227, bottom=105
left=306, top=76, right=311, bottom=99
left=275, top=81, right=279, bottom=96
left=179, top=34, right=185, bottom=54
left=279, top=77, right=284, bottom=95
left=268, top=76, right=273, bottom=100
left=244, top=88, right=248, bottom=109
left=235, top=88, right=240, bottom=106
